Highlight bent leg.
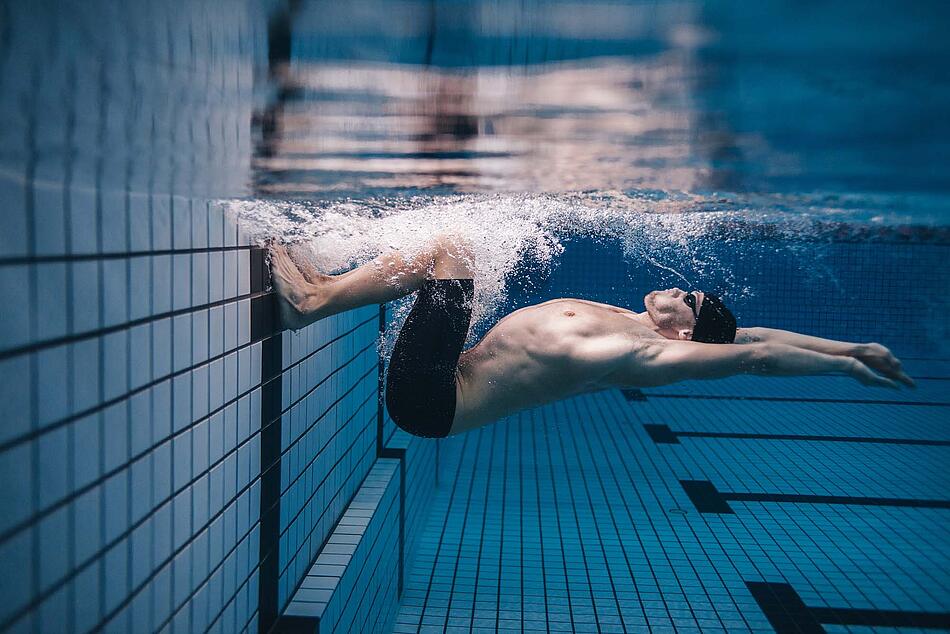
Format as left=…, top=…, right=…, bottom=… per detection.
left=270, top=234, right=474, bottom=331
left=386, top=277, right=475, bottom=437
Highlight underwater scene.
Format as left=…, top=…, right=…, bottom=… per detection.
left=0, top=0, right=947, bottom=632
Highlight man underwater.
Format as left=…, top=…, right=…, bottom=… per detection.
left=269, top=236, right=914, bottom=438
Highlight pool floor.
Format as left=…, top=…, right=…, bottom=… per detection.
left=389, top=361, right=950, bottom=633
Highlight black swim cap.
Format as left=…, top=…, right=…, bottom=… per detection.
left=692, top=294, right=737, bottom=344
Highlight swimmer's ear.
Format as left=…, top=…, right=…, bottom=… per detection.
left=677, top=328, right=693, bottom=341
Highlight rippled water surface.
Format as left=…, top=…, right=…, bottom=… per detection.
left=249, top=0, right=950, bottom=215
left=233, top=0, right=950, bottom=343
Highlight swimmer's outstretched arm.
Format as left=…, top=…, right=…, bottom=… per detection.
left=269, top=235, right=473, bottom=331
left=621, top=340, right=909, bottom=390
left=734, top=327, right=914, bottom=387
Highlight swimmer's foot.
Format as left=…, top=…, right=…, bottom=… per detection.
left=287, top=242, right=332, bottom=286
left=268, top=243, right=327, bottom=331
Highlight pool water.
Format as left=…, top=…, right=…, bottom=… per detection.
left=1, top=0, right=947, bottom=632
left=250, top=1, right=950, bottom=632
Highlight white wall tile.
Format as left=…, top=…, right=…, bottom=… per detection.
left=152, top=317, right=172, bottom=380
left=193, top=363, right=209, bottom=421
left=36, top=345, right=69, bottom=426
left=103, top=471, right=129, bottom=542
left=32, top=162, right=67, bottom=256
left=172, top=254, right=191, bottom=312
left=152, top=196, right=172, bottom=252
left=0, top=177, right=29, bottom=257
left=172, top=372, right=193, bottom=433
left=37, top=581, right=70, bottom=633
left=101, top=190, right=129, bottom=254
left=192, top=252, right=209, bottom=306
left=0, top=355, right=32, bottom=443
left=129, top=193, right=152, bottom=252
left=38, top=424, right=69, bottom=509
left=130, top=391, right=151, bottom=455
left=130, top=323, right=152, bottom=389
left=101, top=258, right=129, bottom=327
left=152, top=255, right=173, bottom=316
left=0, top=529, right=33, bottom=624
left=172, top=314, right=192, bottom=373
left=129, top=256, right=152, bottom=321
left=102, top=329, right=129, bottom=401
left=68, top=185, right=99, bottom=255
left=0, top=442, right=33, bottom=537
left=72, top=486, right=101, bottom=564
left=103, top=540, right=130, bottom=615
left=0, top=264, right=31, bottom=350
left=172, top=196, right=192, bottom=251
left=34, top=263, right=68, bottom=341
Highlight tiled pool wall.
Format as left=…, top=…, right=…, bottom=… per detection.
left=0, top=1, right=440, bottom=633
left=2, top=5, right=948, bottom=634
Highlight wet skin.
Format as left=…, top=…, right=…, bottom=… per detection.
left=269, top=244, right=915, bottom=437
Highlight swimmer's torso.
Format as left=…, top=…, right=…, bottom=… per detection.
left=450, top=298, right=662, bottom=433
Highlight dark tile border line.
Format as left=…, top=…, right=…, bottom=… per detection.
left=632, top=391, right=950, bottom=407
left=0, top=244, right=255, bottom=267
left=255, top=245, right=282, bottom=634
left=0, top=284, right=266, bottom=363
left=746, top=581, right=950, bottom=633
left=377, top=305, right=387, bottom=457
left=680, top=480, right=950, bottom=514
left=644, top=424, right=950, bottom=447
left=0, top=247, right=370, bottom=456
left=0, top=304, right=374, bottom=551
left=378, top=303, right=407, bottom=600
left=275, top=377, right=377, bottom=582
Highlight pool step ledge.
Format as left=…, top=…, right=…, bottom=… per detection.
left=276, top=459, right=401, bottom=634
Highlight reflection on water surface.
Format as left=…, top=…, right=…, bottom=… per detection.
left=253, top=0, right=950, bottom=226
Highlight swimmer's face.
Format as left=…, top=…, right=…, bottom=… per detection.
left=644, top=288, right=704, bottom=340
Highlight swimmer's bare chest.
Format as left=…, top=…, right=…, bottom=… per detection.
left=451, top=299, right=660, bottom=432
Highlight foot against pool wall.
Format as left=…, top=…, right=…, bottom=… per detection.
left=0, top=1, right=443, bottom=630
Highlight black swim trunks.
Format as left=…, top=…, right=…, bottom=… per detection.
left=385, top=278, right=475, bottom=438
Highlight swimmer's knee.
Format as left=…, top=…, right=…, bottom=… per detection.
left=430, top=233, right=474, bottom=278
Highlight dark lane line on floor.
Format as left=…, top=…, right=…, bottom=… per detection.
left=746, top=581, right=950, bottom=633
left=680, top=480, right=950, bottom=514
left=643, top=423, right=950, bottom=447
left=621, top=388, right=949, bottom=407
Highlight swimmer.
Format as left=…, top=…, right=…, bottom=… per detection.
left=269, top=236, right=915, bottom=438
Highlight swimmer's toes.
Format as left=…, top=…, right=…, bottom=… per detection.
left=287, top=244, right=329, bottom=285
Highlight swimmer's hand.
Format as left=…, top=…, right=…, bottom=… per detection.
left=852, top=343, right=915, bottom=388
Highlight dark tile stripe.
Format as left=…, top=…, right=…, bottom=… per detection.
left=646, top=424, right=950, bottom=446
left=746, top=582, right=825, bottom=634
left=747, top=582, right=950, bottom=632
left=726, top=491, right=950, bottom=509
left=643, top=424, right=679, bottom=444
left=257, top=332, right=282, bottom=633
left=680, top=480, right=950, bottom=514
left=0, top=288, right=270, bottom=362
left=680, top=480, right=734, bottom=514
left=642, top=392, right=950, bottom=407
